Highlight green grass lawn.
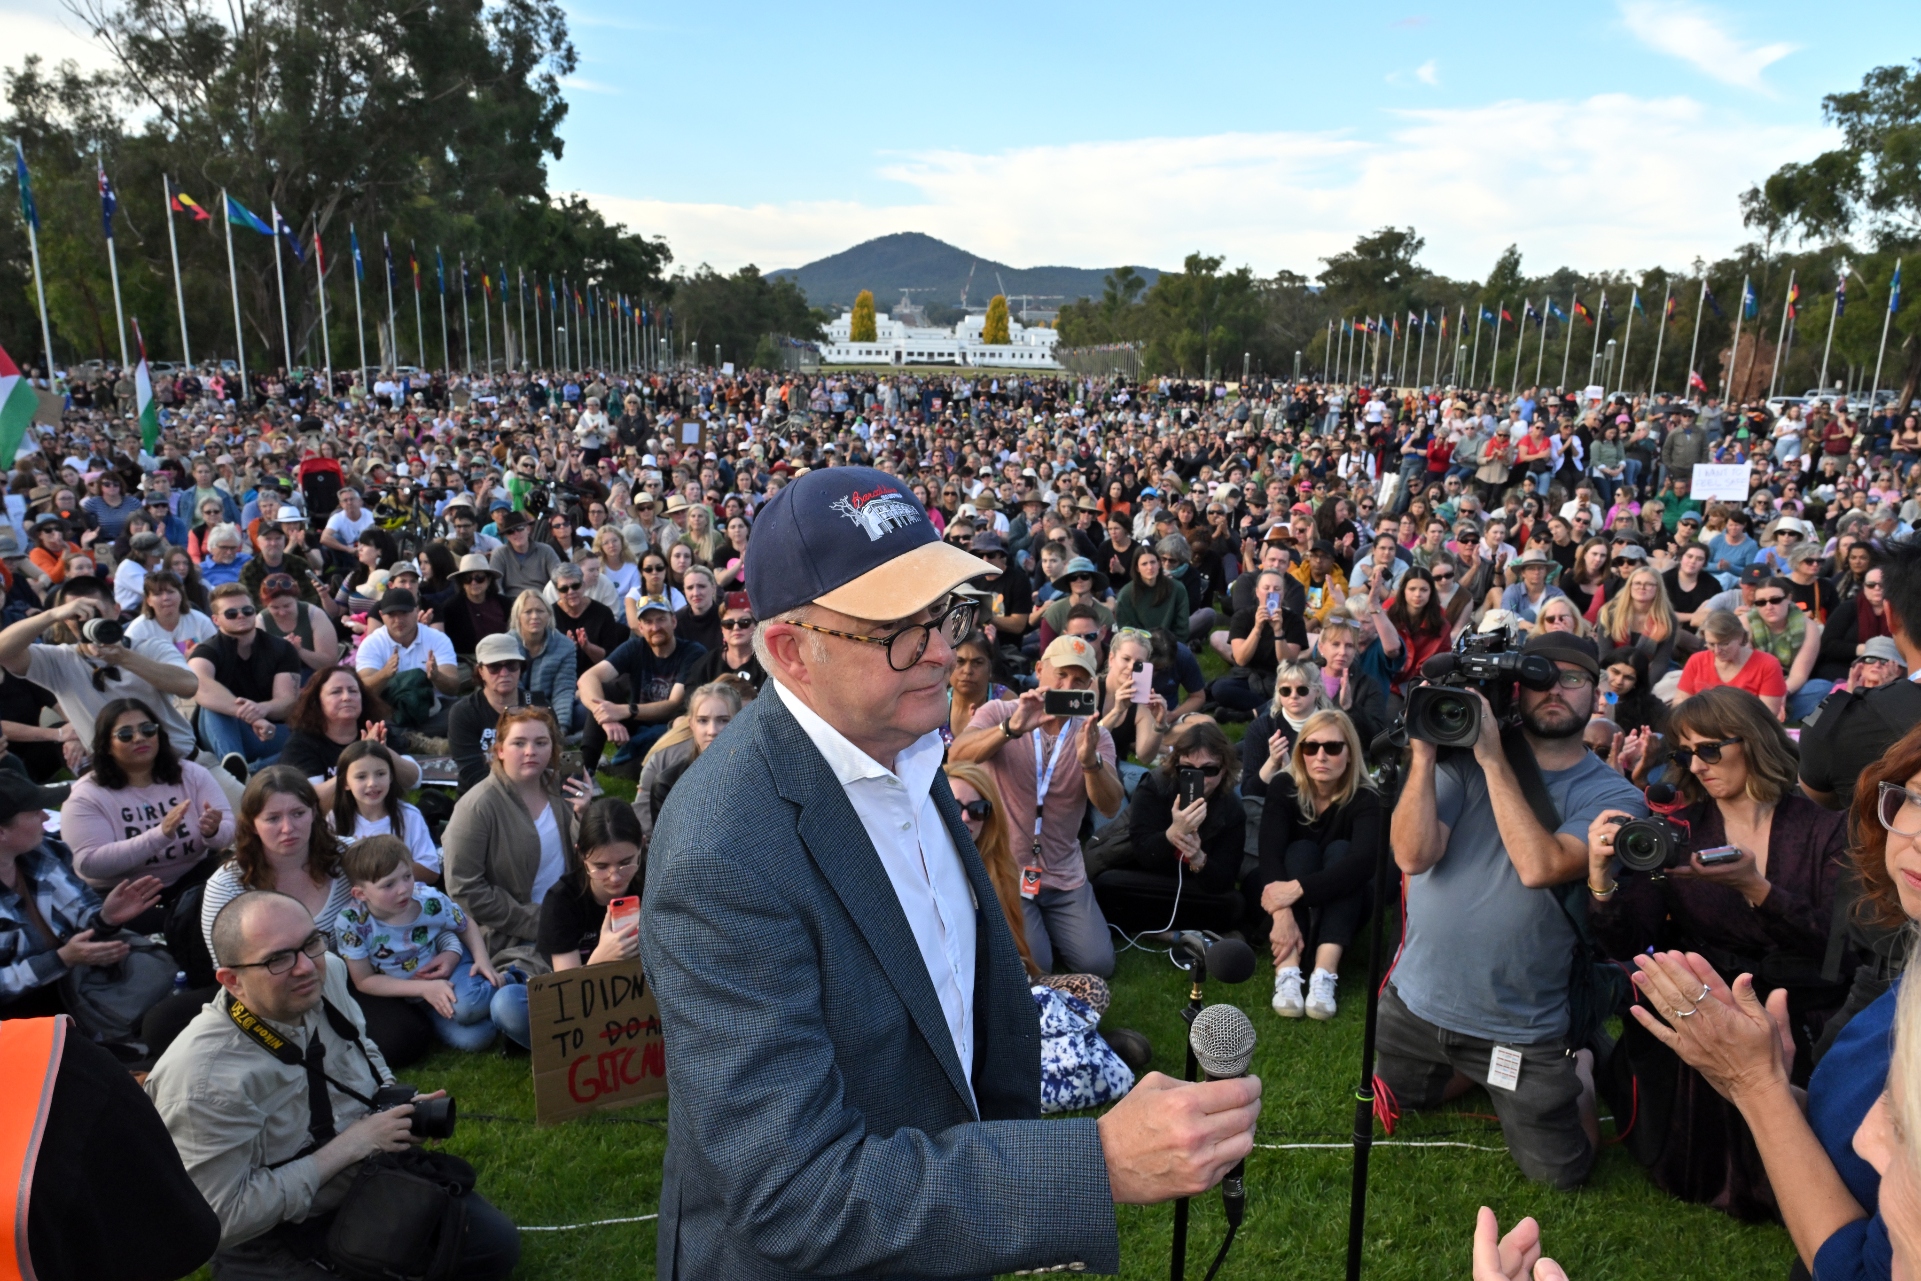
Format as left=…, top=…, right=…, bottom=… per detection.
left=387, top=941, right=1793, bottom=1281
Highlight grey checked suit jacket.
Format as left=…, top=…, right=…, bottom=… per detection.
left=641, top=691, right=1120, bottom=1279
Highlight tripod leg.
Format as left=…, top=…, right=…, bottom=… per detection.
left=1346, top=757, right=1403, bottom=1281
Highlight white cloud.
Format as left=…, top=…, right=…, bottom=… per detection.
left=559, top=75, right=619, bottom=95
left=1618, top=0, right=1797, bottom=91
left=580, top=93, right=1829, bottom=283
left=0, top=0, right=118, bottom=75
left=1416, top=59, right=1440, bottom=86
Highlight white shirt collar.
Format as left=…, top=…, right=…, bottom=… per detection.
left=771, top=678, right=946, bottom=801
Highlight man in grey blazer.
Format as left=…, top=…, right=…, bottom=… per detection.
left=642, top=467, right=1261, bottom=1279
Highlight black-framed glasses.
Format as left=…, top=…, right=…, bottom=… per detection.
left=1673, top=736, right=1741, bottom=769
left=111, top=721, right=160, bottom=743
left=1753, top=594, right=1789, bottom=607
left=220, top=605, right=257, bottom=620
left=1300, top=740, right=1347, bottom=757
left=789, top=598, right=979, bottom=671
left=958, top=798, right=994, bottom=821
left=228, top=930, right=328, bottom=976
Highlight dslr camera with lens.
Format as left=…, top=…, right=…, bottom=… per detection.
left=1403, top=631, right=1559, bottom=748
left=370, top=1082, right=456, bottom=1139
left=1607, top=811, right=1694, bottom=872
left=80, top=617, right=124, bottom=646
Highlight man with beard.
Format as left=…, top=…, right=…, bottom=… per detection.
left=1384, top=633, right=1645, bottom=1190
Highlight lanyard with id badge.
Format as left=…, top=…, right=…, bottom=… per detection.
left=1022, top=721, right=1076, bottom=899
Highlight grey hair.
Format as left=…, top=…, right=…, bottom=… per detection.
left=752, top=605, right=823, bottom=667
left=551, top=561, right=584, bottom=584
left=1155, top=534, right=1192, bottom=566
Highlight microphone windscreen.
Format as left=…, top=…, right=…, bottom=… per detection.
left=1647, top=782, right=1676, bottom=806
left=1203, top=938, right=1258, bottom=985
left=1420, top=652, right=1459, bottom=679
left=1189, top=1003, right=1258, bottom=1079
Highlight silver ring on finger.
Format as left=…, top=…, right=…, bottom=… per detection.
left=1696, top=984, right=1711, bottom=1001
left=1674, top=1003, right=1699, bottom=1018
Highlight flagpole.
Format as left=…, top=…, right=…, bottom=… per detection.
left=381, top=234, right=397, bottom=371
left=1872, top=258, right=1902, bottom=405
left=100, top=160, right=129, bottom=369
left=1618, top=292, right=1637, bottom=401
left=412, top=246, right=427, bottom=375
left=500, top=266, right=511, bottom=372
left=460, top=259, right=473, bottom=373
left=1725, top=274, right=1750, bottom=403
left=1560, top=294, right=1576, bottom=389
left=1385, top=318, right=1398, bottom=389
left=1415, top=312, right=1428, bottom=387
left=517, top=270, right=529, bottom=373
left=163, top=176, right=192, bottom=368
left=1487, top=304, right=1503, bottom=390
left=1511, top=301, right=1527, bottom=389
left=1468, top=303, right=1484, bottom=388
left=1686, top=278, right=1707, bottom=403
left=313, top=228, right=332, bottom=398
left=350, top=227, right=368, bottom=381
left=1535, top=304, right=1548, bottom=389
left=269, top=202, right=292, bottom=372
left=1768, top=270, right=1795, bottom=401
left=15, top=142, right=57, bottom=377
left=1648, top=282, right=1671, bottom=399
left=221, top=189, right=249, bottom=403
left=533, top=282, right=544, bottom=371
left=436, top=251, right=450, bottom=374
left=1587, top=290, right=1607, bottom=388
left=482, top=277, right=494, bottom=374
left=1819, top=268, right=1844, bottom=392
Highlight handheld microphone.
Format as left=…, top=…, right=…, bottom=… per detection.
left=1188, top=1003, right=1257, bottom=1227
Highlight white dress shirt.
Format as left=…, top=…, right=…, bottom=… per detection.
left=772, top=679, right=979, bottom=1095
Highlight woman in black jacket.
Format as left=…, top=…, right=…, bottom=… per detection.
left=1246, top=708, right=1383, bottom=1022
left=1124, top=719, right=1245, bottom=910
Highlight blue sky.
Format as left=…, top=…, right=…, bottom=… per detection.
left=11, top=0, right=1921, bottom=281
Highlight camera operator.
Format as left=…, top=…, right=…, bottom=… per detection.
left=1386, top=633, right=1647, bottom=1189
left=145, top=891, right=519, bottom=1279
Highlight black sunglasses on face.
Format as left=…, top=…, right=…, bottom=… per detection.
left=220, top=605, right=257, bottom=620
left=1753, top=594, right=1788, bottom=606
left=1301, top=740, right=1348, bottom=757
left=1673, top=736, right=1741, bottom=768
left=720, top=618, right=755, bottom=630
left=111, top=721, right=160, bottom=743
left=1275, top=685, right=1313, bottom=698
left=958, top=799, right=993, bottom=821
left=1182, top=762, right=1224, bottom=777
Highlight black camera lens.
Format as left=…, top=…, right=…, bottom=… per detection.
left=1407, top=686, right=1481, bottom=748
left=1132, top=660, right=1144, bottom=672
left=409, top=1095, right=456, bottom=1140
left=80, top=617, right=124, bottom=646
left=1613, top=817, right=1683, bottom=873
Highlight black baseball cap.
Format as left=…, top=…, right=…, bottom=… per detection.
left=377, top=588, right=419, bottom=615
left=1521, top=632, right=1600, bottom=679
left=0, top=772, right=60, bottom=826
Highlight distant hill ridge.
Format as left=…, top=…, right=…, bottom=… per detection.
left=770, top=232, right=1161, bottom=313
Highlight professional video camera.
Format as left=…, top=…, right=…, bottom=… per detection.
left=1403, top=630, right=1558, bottom=748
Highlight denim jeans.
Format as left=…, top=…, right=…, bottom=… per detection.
left=1787, top=679, right=1835, bottom=725
left=1021, top=882, right=1116, bottom=978
left=491, top=973, right=531, bottom=1048
left=426, top=960, right=499, bottom=1050
left=196, top=710, right=289, bottom=767
left=1621, top=458, right=1644, bottom=493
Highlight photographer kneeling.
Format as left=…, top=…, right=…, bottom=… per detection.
left=1387, top=633, right=1647, bottom=1190
left=146, top=890, right=518, bottom=1280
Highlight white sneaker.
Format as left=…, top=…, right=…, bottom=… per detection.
left=1272, top=967, right=1304, bottom=1018
left=1306, top=969, right=1339, bottom=1021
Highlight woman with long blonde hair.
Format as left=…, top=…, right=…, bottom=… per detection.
left=1248, top=708, right=1382, bottom=1022
left=1596, top=566, right=1678, bottom=679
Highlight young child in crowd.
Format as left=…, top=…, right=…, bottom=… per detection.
left=336, top=834, right=502, bottom=1050
left=331, top=739, right=441, bottom=883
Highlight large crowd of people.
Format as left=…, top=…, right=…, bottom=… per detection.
left=5, top=352, right=1921, bottom=1277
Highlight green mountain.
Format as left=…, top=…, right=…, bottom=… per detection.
left=770, top=232, right=1160, bottom=314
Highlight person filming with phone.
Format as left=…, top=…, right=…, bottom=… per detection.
left=1584, top=685, right=1847, bottom=1214
left=952, top=632, right=1124, bottom=977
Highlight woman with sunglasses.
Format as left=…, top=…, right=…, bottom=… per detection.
left=63, top=697, right=233, bottom=917
left=1820, top=560, right=1894, bottom=679
left=1119, top=716, right=1245, bottom=917
left=1746, top=574, right=1832, bottom=723
left=1587, top=687, right=1847, bottom=1219
left=1250, top=708, right=1379, bottom=1021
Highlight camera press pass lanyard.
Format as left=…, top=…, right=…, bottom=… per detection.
left=1023, top=718, right=1077, bottom=899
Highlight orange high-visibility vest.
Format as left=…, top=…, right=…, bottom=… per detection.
left=0, top=1016, right=66, bottom=1281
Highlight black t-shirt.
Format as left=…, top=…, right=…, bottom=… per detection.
left=280, top=731, right=348, bottom=781
left=1800, top=680, right=1921, bottom=808
left=687, top=646, right=768, bottom=696
left=552, top=598, right=627, bottom=676
left=676, top=604, right=722, bottom=655
left=606, top=638, right=707, bottom=705
left=536, top=869, right=641, bottom=961
left=1788, top=576, right=1840, bottom=624
left=980, top=569, right=1033, bottom=628
left=447, top=688, right=515, bottom=791
left=1229, top=571, right=1307, bottom=617
left=1227, top=605, right=1308, bottom=674
left=189, top=631, right=302, bottom=705
left=1662, top=569, right=1720, bottom=618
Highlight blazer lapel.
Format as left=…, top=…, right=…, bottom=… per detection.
left=758, top=695, right=976, bottom=1114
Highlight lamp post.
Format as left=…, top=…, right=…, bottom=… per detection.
left=1604, top=338, right=1617, bottom=395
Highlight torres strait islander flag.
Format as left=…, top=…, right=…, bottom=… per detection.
left=0, top=344, right=39, bottom=468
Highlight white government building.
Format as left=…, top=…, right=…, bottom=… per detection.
left=818, top=308, right=1062, bottom=368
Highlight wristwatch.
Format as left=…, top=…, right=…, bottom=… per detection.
left=1002, top=719, right=1019, bottom=740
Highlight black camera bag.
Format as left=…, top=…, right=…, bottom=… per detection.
left=325, top=1148, right=476, bottom=1281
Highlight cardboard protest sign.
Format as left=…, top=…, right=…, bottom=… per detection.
left=527, top=957, right=666, bottom=1125
left=1688, top=464, right=1750, bottom=503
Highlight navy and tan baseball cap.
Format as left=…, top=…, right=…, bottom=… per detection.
left=745, top=466, right=995, bottom=621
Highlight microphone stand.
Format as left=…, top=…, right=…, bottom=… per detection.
left=1345, top=725, right=1408, bottom=1281
left=1169, top=941, right=1207, bottom=1281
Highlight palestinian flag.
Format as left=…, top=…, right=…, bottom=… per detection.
left=0, top=343, right=39, bottom=468
left=132, top=321, right=160, bottom=451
